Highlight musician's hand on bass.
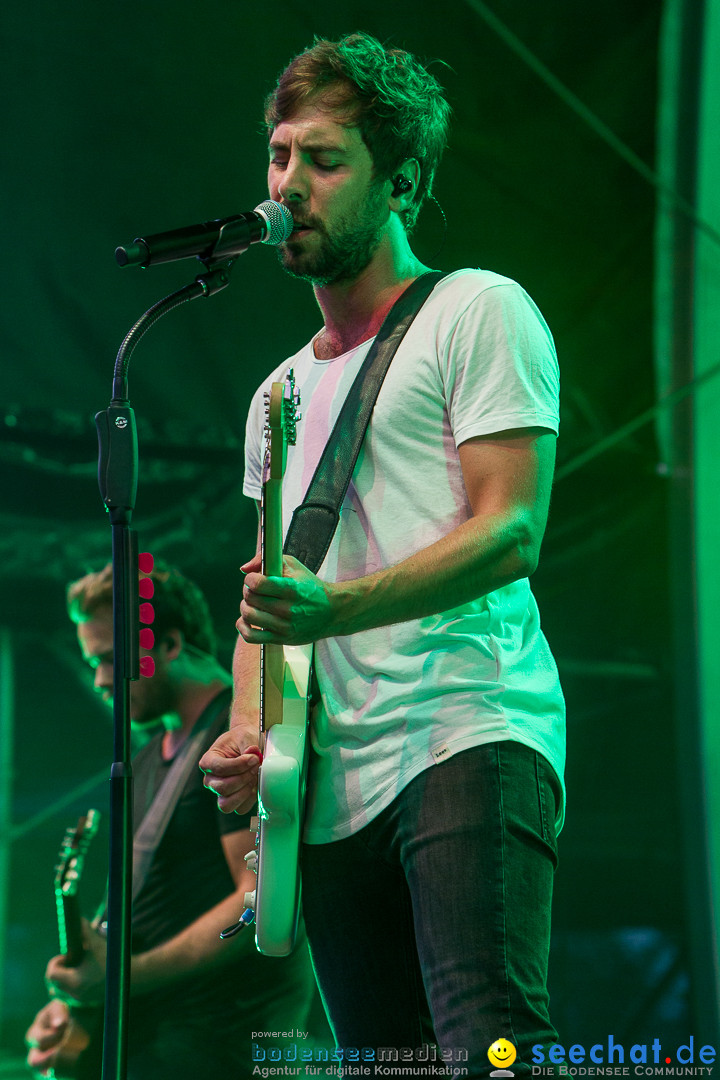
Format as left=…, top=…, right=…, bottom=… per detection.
left=200, top=725, right=262, bottom=815
left=44, top=920, right=106, bottom=1007
left=25, top=997, right=70, bottom=1073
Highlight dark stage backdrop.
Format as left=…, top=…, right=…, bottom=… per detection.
left=1, top=0, right=689, bottom=1058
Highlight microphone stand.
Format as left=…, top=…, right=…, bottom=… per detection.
left=95, top=258, right=235, bottom=1080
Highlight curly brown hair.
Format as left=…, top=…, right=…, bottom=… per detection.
left=66, top=560, right=217, bottom=657
left=264, top=32, right=451, bottom=233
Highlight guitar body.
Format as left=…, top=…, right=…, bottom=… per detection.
left=255, top=642, right=312, bottom=956
left=253, top=373, right=312, bottom=958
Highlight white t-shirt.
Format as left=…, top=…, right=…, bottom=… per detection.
left=243, top=269, right=566, bottom=842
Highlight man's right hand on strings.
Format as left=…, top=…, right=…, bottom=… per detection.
left=200, top=726, right=262, bottom=815
left=25, top=998, right=71, bottom=1075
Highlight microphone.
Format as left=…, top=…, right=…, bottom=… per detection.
left=115, top=200, right=294, bottom=268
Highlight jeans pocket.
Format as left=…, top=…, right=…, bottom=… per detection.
left=535, top=751, right=561, bottom=867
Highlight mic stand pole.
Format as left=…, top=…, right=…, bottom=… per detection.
left=95, top=260, right=235, bottom=1080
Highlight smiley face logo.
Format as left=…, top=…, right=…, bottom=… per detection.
left=488, top=1039, right=517, bottom=1072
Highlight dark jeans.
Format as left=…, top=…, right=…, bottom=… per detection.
left=302, top=740, right=561, bottom=1078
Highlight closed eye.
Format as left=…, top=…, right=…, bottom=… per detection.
left=269, top=155, right=342, bottom=172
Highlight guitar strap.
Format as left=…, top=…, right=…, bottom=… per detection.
left=283, top=270, right=450, bottom=574
left=95, top=689, right=232, bottom=928
left=131, top=688, right=232, bottom=900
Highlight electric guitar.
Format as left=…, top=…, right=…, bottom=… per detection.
left=254, top=371, right=312, bottom=957
left=33, top=810, right=103, bottom=1080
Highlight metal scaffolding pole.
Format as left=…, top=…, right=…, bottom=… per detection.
left=0, top=626, right=15, bottom=1041
left=656, top=0, right=720, bottom=1043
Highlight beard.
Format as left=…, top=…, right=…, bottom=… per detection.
left=277, top=181, right=388, bottom=286
left=129, top=673, right=176, bottom=730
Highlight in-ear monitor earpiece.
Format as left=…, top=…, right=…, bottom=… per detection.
left=391, top=175, right=413, bottom=197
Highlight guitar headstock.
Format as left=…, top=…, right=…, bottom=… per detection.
left=54, top=810, right=100, bottom=903
left=53, top=809, right=100, bottom=961
left=264, top=369, right=301, bottom=482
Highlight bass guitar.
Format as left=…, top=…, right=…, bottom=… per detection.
left=33, top=810, right=103, bottom=1080
left=253, top=371, right=312, bottom=957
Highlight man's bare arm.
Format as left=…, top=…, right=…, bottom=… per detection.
left=238, top=429, right=556, bottom=644
left=45, top=830, right=258, bottom=1001
left=200, top=521, right=263, bottom=814
left=129, top=829, right=257, bottom=990
left=200, top=634, right=262, bottom=814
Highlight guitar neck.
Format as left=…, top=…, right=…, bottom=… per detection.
left=60, top=893, right=85, bottom=967
left=261, top=475, right=285, bottom=731
left=263, top=475, right=283, bottom=578
left=260, top=373, right=300, bottom=736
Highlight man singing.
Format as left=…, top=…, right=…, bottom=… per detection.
left=201, top=32, right=565, bottom=1076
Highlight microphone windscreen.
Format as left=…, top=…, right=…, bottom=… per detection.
left=255, top=200, right=294, bottom=245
